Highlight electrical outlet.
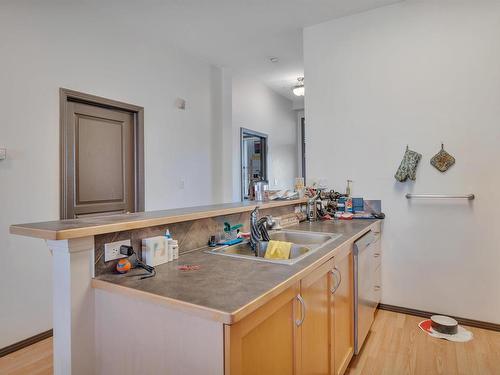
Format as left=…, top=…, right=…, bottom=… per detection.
left=104, top=239, right=131, bottom=262
left=0, top=148, right=6, bottom=161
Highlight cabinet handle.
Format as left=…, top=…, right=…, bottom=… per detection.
left=330, top=267, right=342, bottom=294
left=374, top=285, right=381, bottom=291
left=373, top=253, right=381, bottom=258
left=295, top=294, right=306, bottom=326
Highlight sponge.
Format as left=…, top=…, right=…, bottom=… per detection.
left=264, top=240, right=292, bottom=260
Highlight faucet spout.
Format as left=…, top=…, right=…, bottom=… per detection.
left=250, top=207, right=260, bottom=253
left=250, top=207, right=274, bottom=256
left=257, top=216, right=273, bottom=241
left=307, top=191, right=321, bottom=222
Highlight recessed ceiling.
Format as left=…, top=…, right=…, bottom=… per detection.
left=18, top=0, right=401, bottom=105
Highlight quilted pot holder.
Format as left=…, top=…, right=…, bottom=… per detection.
left=395, top=146, right=422, bottom=182
left=431, top=143, right=455, bottom=172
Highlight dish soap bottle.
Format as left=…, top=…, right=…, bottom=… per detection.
left=345, top=180, right=353, bottom=213
left=165, top=229, right=173, bottom=262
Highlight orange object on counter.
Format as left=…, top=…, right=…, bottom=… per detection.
left=116, top=258, right=131, bottom=273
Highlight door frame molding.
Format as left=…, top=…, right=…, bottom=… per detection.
left=59, top=88, right=145, bottom=219
left=240, top=127, right=268, bottom=201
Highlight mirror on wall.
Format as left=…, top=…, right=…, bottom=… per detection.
left=241, top=128, right=268, bottom=200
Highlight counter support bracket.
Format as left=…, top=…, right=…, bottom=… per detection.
left=47, top=236, right=95, bottom=375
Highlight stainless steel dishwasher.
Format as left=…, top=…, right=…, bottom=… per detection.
left=353, top=229, right=382, bottom=354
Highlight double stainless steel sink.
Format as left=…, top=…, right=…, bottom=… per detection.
left=205, top=229, right=342, bottom=265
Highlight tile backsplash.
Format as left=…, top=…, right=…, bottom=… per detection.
left=94, top=204, right=300, bottom=276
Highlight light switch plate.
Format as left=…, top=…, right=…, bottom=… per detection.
left=0, top=148, right=6, bottom=161
left=104, top=239, right=131, bottom=262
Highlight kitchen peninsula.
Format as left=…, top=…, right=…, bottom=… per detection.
left=10, top=198, right=381, bottom=375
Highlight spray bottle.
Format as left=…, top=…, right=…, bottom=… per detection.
left=345, top=180, right=353, bottom=213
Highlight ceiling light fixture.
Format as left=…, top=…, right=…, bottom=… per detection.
left=292, top=77, right=305, bottom=96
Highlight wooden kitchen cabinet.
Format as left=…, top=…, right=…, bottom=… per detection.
left=225, top=241, right=357, bottom=375
left=331, top=243, right=354, bottom=375
left=224, top=282, right=300, bottom=375
left=299, top=258, right=335, bottom=375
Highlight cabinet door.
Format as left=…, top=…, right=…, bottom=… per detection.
left=331, top=244, right=354, bottom=375
left=299, top=258, right=335, bottom=375
left=225, top=283, right=300, bottom=375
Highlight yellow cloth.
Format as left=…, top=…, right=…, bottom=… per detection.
left=264, top=240, right=293, bottom=260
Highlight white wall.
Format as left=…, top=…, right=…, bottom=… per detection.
left=0, top=3, right=224, bottom=347
left=304, top=0, right=500, bottom=323
left=232, top=74, right=298, bottom=200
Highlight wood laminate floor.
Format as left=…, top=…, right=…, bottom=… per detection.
left=346, top=310, right=500, bottom=375
left=0, top=337, right=52, bottom=375
left=0, top=310, right=498, bottom=374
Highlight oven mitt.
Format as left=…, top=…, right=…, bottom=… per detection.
left=431, top=144, right=455, bottom=172
left=394, top=147, right=422, bottom=182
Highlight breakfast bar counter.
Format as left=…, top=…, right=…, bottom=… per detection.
left=93, top=219, right=378, bottom=324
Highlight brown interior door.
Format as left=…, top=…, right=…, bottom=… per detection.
left=64, top=101, right=136, bottom=218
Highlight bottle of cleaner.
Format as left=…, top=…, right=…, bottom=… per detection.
left=165, top=229, right=173, bottom=262
left=170, top=240, right=179, bottom=260
left=345, top=180, right=353, bottom=213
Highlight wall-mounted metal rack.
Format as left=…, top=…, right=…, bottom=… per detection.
left=405, top=194, right=475, bottom=200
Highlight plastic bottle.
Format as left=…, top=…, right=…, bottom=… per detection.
left=170, top=240, right=179, bottom=260
left=165, top=229, right=173, bottom=262
left=345, top=180, right=353, bottom=213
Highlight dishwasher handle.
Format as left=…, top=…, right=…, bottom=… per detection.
left=353, top=230, right=376, bottom=255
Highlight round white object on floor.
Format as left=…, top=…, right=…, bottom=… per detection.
left=429, top=325, right=473, bottom=342
left=431, top=315, right=458, bottom=335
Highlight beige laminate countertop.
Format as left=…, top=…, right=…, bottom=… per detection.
left=9, top=198, right=307, bottom=240
left=92, top=219, right=379, bottom=324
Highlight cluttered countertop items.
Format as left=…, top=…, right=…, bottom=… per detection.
left=10, top=174, right=385, bottom=323
left=93, top=219, right=379, bottom=324
left=93, top=179, right=384, bottom=323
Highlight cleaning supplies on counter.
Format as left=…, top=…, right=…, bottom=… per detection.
left=164, top=229, right=173, bottom=261
left=345, top=197, right=353, bottom=213
left=170, top=239, right=179, bottom=260
left=346, top=179, right=352, bottom=197
left=264, top=240, right=292, bottom=260
left=224, top=222, right=243, bottom=240
left=164, top=229, right=179, bottom=261
left=345, top=180, right=353, bottom=213
left=212, top=221, right=245, bottom=246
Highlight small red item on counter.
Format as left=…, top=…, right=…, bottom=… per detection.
left=177, top=264, right=201, bottom=271
left=340, top=212, right=354, bottom=220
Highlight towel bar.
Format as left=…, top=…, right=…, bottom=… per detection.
left=405, top=194, right=475, bottom=200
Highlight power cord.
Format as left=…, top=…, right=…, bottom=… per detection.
left=119, top=245, right=156, bottom=280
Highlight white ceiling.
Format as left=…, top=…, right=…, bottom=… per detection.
left=24, top=0, right=401, bottom=104
left=117, top=0, right=401, bottom=104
